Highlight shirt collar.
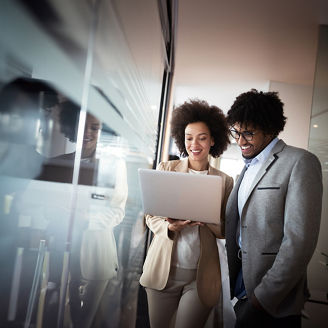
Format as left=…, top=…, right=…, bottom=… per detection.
left=244, top=137, right=279, bottom=167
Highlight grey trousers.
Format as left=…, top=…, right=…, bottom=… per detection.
left=146, top=267, right=212, bottom=328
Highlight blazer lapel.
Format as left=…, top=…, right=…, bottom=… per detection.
left=226, top=165, right=247, bottom=238
left=173, top=157, right=189, bottom=173
left=208, top=165, right=219, bottom=176
left=174, top=158, right=220, bottom=175
left=228, top=165, right=247, bottom=210
left=242, top=140, right=285, bottom=212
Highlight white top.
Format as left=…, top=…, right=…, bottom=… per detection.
left=171, top=168, right=208, bottom=269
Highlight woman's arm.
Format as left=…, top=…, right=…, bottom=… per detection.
left=145, top=214, right=175, bottom=240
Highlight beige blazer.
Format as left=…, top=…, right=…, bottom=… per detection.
left=139, top=158, right=233, bottom=307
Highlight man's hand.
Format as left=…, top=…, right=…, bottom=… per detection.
left=235, top=295, right=270, bottom=328
left=251, top=294, right=266, bottom=312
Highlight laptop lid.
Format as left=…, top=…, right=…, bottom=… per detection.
left=138, top=168, right=222, bottom=224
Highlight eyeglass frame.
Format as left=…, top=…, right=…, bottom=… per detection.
left=229, top=128, right=257, bottom=141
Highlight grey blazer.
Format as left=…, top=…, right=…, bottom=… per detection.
left=225, top=139, right=323, bottom=318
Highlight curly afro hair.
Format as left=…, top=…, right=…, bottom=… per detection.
left=227, top=89, right=287, bottom=136
left=170, top=99, right=230, bottom=158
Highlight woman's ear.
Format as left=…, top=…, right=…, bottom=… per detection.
left=211, top=137, right=214, bottom=147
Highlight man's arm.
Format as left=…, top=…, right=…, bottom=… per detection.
left=254, top=151, right=323, bottom=315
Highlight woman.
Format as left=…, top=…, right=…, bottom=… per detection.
left=38, top=103, right=128, bottom=328
left=140, top=100, right=233, bottom=328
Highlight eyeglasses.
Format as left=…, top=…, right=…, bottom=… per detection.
left=229, top=129, right=256, bottom=141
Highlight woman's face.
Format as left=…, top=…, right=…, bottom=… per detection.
left=82, top=113, right=101, bottom=156
left=184, top=121, right=214, bottom=165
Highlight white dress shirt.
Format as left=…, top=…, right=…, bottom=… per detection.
left=237, top=138, right=279, bottom=247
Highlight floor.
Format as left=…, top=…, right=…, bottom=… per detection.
left=302, top=291, right=328, bottom=328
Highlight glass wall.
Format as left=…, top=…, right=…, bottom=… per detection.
left=307, top=25, right=328, bottom=297
left=0, top=0, right=166, bottom=327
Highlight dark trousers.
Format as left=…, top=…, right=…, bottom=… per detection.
left=234, top=298, right=301, bottom=328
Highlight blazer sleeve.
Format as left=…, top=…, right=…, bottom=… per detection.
left=144, top=162, right=176, bottom=240
left=254, top=152, right=323, bottom=314
left=207, top=175, right=234, bottom=238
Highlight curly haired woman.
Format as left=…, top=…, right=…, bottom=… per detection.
left=140, top=99, right=233, bottom=328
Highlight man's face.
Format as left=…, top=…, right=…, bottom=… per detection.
left=231, top=123, right=273, bottom=159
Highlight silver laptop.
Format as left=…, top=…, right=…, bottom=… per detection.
left=138, top=168, right=222, bottom=224
left=18, top=179, right=117, bottom=229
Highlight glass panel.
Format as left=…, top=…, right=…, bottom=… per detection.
left=1, top=0, right=165, bottom=328
left=88, top=0, right=164, bottom=158
left=0, top=4, right=90, bottom=326
left=307, top=25, right=328, bottom=299
left=75, top=1, right=165, bottom=326
left=0, top=79, right=87, bottom=327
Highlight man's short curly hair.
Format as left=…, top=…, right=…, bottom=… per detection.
left=227, top=89, right=287, bottom=136
left=170, top=99, right=230, bottom=158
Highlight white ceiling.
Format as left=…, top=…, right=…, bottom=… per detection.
left=173, top=0, right=328, bottom=110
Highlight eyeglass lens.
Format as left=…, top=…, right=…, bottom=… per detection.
left=230, top=130, right=254, bottom=141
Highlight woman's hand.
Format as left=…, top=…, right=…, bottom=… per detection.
left=166, top=218, right=204, bottom=232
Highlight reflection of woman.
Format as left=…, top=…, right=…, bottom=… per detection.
left=39, top=103, right=128, bottom=328
left=39, top=102, right=102, bottom=185
left=140, top=100, right=233, bottom=328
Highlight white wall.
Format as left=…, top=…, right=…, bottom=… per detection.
left=269, top=81, right=313, bottom=149
left=174, top=80, right=271, bottom=113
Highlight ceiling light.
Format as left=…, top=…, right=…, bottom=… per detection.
left=313, top=124, right=318, bottom=128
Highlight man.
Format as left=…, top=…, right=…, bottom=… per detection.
left=225, top=89, right=323, bottom=328
left=0, top=77, right=59, bottom=325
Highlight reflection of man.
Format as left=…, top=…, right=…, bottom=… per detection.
left=39, top=103, right=128, bottom=328
left=0, top=77, right=57, bottom=325
left=0, top=78, right=56, bottom=179
left=225, top=89, right=323, bottom=328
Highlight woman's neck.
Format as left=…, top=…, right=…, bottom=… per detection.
left=188, top=158, right=209, bottom=171
left=82, top=149, right=96, bottom=159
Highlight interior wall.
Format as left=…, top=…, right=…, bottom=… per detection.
left=269, top=81, right=313, bottom=149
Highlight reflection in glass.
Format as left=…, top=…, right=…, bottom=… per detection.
left=0, top=0, right=166, bottom=326
left=0, top=77, right=59, bottom=326
left=37, top=104, right=128, bottom=327
left=307, top=25, right=328, bottom=295
left=0, top=78, right=57, bottom=179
